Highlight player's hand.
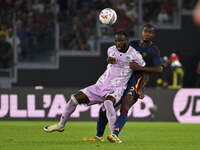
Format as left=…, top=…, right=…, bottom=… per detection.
left=107, top=57, right=117, bottom=64
left=137, top=90, right=145, bottom=99
left=129, top=61, right=140, bottom=70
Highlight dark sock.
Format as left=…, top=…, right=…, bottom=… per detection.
left=96, top=116, right=108, bottom=137
left=113, top=109, right=128, bottom=136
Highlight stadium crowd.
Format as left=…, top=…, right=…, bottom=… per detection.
left=0, top=0, right=184, bottom=65
left=0, top=0, right=197, bottom=86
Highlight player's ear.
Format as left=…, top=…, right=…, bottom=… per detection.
left=126, top=39, right=129, bottom=44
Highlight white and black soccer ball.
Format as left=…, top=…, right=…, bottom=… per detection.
left=99, top=8, right=117, bottom=25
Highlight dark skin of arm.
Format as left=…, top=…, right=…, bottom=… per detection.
left=136, top=71, right=149, bottom=99
left=130, top=60, right=163, bottom=73
left=107, top=57, right=117, bottom=64
left=117, top=71, right=149, bottom=111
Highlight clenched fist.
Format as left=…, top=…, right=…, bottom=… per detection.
left=107, top=57, right=117, bottom=64
left=137, top=90, right=145, bottom=99
left=129, top=60, right=140, bottom=70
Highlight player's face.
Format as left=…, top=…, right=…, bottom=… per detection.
left=115, top=34, right=128, bottom=53
left=141, top=27, right=155, bottom=42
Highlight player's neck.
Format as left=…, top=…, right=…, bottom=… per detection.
left=120, top=45, right=129, bottom=53
left=140, top=40, right=152, bottom=47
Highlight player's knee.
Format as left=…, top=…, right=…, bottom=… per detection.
left=68, top=94, right=79, bottom=105
left=74, top=91, right=90, bottom=104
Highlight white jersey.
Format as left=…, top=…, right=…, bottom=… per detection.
left=96, top=45, right=145, bottom=89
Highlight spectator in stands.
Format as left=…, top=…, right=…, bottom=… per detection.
left=82, top=10, right=96, bottom=37
left=157, top=8, right=169, bottom=24
left=67, top=0, right=80, bottom=17
left=116, top=0, right=127, bottom=11
left=113, top=10, right=135, bottom=36
left=0, top=24, right=9, bottom=38
left=0, top=34, right=12, bottom=68
left=32, top=0, right=44, bottom=14
left=17, top=20, right=28, bottom=59
left=6, top=28, right=21, bottom=57
left=125, top=3, right=138, bottom=23
left=43, top=6, right=55, bottom=25
left=165, top=0, right=175, bottom=23
left=142, top=0, right=160, bottom=23
left=3, top=0, right=14, bottom=14
left=73, top=23, right=89, bottom=51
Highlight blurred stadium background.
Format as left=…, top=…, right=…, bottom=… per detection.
left=0, top=0, right=200, bottom=149
left=0, top=0, right=199, bottom=88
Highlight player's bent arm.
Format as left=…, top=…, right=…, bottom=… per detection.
left=107, top=57, right=117, bottom=64
left=130, top=60, right=163, bottom=73
left=139, top=65, right=163, bottom=73
left=136, top=72, right=149, bottom=99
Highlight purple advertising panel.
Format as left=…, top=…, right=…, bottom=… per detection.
left=0, top=88, right=200, bottom=122
left=173, top=89, right=200, bottom=123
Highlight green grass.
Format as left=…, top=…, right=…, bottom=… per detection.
left=0, top=121, right=200, bottom=150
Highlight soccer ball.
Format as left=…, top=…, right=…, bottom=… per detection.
left=99, top=8, right=117, bottom=25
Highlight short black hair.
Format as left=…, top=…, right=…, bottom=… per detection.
left=115, top=31, right=128, bottom=39
left=142, top=24, right=155, bottom=31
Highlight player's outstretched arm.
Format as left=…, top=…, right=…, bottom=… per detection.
left=136, top=72, right=149, bottom=99
left=130, top=61, right=163, bottom=73
left=107, top=57, right=117, bottom=64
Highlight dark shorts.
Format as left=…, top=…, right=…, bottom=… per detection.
left=123, top=71, right=143, bottom=100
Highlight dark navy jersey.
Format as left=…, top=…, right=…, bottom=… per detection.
left=129, top=40, right=162, bottom=67
left=122, top=40, right=162, bottom=98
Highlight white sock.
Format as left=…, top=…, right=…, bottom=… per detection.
left=104, top=100, right=116, bottom=133
left=59, top=101, right=77, bottom=127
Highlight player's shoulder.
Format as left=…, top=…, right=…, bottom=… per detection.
left=107, top=45, right=117, bottom=55
left=129, top=46, right=143, bottom=57
left=108, top=45, right=117, bottom=50
left=129, top=40, right=139, bottom=46
left=151, top=43, right=160, bottom=51
left=107, top=45, right=117, bottom=52
left=150, top=43, right=161, bottom=56
left=128, top=45, right=137, bottom=53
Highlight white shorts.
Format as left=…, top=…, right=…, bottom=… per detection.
left=80, top=84, right=125, bottom=106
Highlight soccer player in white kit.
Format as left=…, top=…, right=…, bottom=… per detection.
left=44, top=31, right=145, bottom=135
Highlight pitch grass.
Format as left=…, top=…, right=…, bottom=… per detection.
left=0, top=122, right=200, bottom=150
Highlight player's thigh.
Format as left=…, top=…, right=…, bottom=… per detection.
left=74, top=91, right=90, bottom=104
left=121, top=94, right=137, bottom=111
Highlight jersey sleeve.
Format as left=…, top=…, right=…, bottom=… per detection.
left=151, top=46, right=162, bottom=66
left=133, top=50, right=146, bottom=67
left=107, top=46, right=115, bottom=57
